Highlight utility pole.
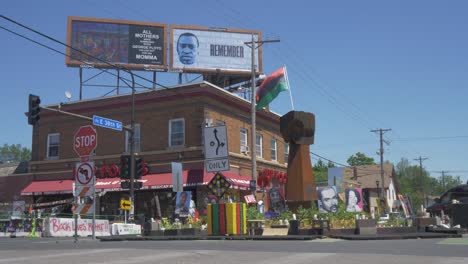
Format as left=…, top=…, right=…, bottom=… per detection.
left=244, top=35, right=279, bottom=193
left=414, top=156, right=428, bottom=207
left=371, top=128, right=391, bottom=200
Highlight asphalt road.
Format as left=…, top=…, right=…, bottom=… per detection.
left=0, top=237, right=467, bottom=263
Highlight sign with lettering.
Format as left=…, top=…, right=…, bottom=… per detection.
left=44, top=218, right=110, bottom=237
left=204, top=125, right=230, bottom=173
left=66, top=16, right=167, bottom=71
left=170, top=25, right=262, bottom=74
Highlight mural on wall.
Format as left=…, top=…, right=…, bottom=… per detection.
left=174, top=191, right=191, bottom=217
left=317, top=186, right=339, bottom=213
left=257, top=169, right=287, bottom=217
left=345, top=188, right=363, bottom=212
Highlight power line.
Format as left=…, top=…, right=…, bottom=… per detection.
left=1, top=15, right=170, bottom=90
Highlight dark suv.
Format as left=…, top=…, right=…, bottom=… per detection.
left=426, top=184, right=468, bottom=216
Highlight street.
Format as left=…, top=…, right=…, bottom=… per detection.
left=0, top=237, right=467, bottom=263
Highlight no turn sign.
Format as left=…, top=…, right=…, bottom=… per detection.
left=75, top=162, right=95, bottom=186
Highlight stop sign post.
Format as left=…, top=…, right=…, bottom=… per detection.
left=74, top=125, right=98, bottom=158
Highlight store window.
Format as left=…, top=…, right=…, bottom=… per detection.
left=47, top=133, right=60, bottom=159
left=256, top=133, right=262, bottom=158
left=271, top=139, right=277, bottom=161
left=169, top=118, right=185, bottom=147
left=125, top=124, right=141, bottom=152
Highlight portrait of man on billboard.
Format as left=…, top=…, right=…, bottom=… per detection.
left=317, top=186, right=339, bottom=213
left=177, top=32, right=199, bottom=65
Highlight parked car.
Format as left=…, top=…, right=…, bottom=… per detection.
left=426, top=183, right=468, bottom=217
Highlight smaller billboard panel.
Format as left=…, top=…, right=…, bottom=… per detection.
left=317, top=186, right=339, bottom=213
left=170, top=25, right=262, bottom=74
left=328, top=167, right=343, bottom=193
left=345, top=188, right=363, bottom=212
left=66, top=17, right=167, bottom=70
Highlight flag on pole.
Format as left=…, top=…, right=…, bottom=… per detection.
left=255, top=66, right=289, bottom=111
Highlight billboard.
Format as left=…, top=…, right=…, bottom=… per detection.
left=170, top=25, right=262, bottom=74
left=317, top=186, right=339, bottom=213
left=328, top=167, right=343, bottom=193
left=345, top=188, right=363, bottom=212
left=66, top=17, right=167, bottom=70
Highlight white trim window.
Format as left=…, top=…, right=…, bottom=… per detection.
left=270, top=139, right=277, bottom=161
left=256, top=133, right=262, bottom=158
left=169, top=118, right=185, bottom=147
left=284, top=143, right=289, bottom=163
left=125, top=124, right=141, bottom=153
left=47, top=133, right=60, bottom=159
left=240, top=128, right=248, bottom=153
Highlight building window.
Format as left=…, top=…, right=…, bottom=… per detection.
left=125, top=124, right=141, bottom=153
left=271, top=139, right=277, bottom=161
left=240, top=128, right=248, bottom=153
left=47, top=133, right=60, bottom=159
left=284, top=143, right=289, bottom=163
left=169, top=118, right=185, bottom=147
left=256, top=133, right=262, bottom=158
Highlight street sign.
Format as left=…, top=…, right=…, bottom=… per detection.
left=204, top=125, right=228, bottom=159
left=206, top=158, right=230, bottom=173
left=75, top=162, right=95, bottom=186
left=249, top=180, right=256, bottom=191
left=93, top=115, right=123, bottom=131
left=171, top=162, right=183, bottom=192
left=120, top=199, right=131, bottom=210
left=204, top=125, right=230, bottom=172
left=73, top=125, right=97, bottom=157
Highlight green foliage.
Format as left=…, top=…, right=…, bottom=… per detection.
left=396, top=158, right=462, bottom=212
left=246, top=206, right=265, bottom=220
left=279, top=208, right=293, bottom=220
left=0, top=144, right=31, bottom=162
left=347, top=152, right=376, bottom=166
left=313, top=159, right=329, bottom=184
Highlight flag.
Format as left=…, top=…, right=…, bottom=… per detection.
left=255, top=66, right=289, bottom=111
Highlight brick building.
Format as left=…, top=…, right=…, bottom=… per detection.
left=13, top=81, right=288, bottom=219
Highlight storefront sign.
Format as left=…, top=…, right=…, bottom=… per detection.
left=73, top=162, right=149, bottom=179
left=43, top=217, right=110, bottom=237
left=110, top=223, right=141, bottom=235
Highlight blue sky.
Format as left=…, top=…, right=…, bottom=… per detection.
left=2, top=0, right=467, bottom=181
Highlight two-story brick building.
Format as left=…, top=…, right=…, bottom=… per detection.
left=16, top=81, right=288, bottom=219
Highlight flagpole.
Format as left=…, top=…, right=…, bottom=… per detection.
left=284, top=65, right=294, bottom=110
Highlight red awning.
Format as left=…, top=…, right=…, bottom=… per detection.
left=21, top=170, right=250, bottom=195
left=21, top=180, right=74, bottom=195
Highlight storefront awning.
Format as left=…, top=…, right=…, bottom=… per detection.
left=21, top=169, right=250, bottom=195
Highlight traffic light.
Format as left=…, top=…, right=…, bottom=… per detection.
left=28, top=94, right=41, bottom=125
left=120, top=155, right=131, bottom=179
left=135, top=157, right=143, bottom=179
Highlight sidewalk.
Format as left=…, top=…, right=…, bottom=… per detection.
left=98, top=232, right=461, bottom=242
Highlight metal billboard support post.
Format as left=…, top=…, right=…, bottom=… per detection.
left=129, top=71, right=136, bottom=222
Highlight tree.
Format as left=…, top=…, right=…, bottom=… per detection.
left=346, top=152, right=376, bottom=166
left=313, top=159, right=328, bottom=184
left=0, top=144, right=31, bottom=162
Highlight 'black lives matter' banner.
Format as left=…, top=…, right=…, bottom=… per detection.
left=66, top=17, right=167, bottom=70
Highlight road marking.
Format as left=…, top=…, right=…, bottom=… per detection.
left=437, top=238, right=468, bottom=245
left=306, top=238, right=343, bottom=242
left=0, top=248, right=121, bottom=263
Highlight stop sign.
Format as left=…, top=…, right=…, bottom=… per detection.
left=73, top=125, right=98, bottom=157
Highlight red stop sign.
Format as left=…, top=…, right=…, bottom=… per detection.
left=73, top=125, right=98, bottom=157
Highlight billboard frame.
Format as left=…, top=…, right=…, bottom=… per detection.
left=170, top=24, right=263, bottom=75
left=66, top=16, right=167, bottom=71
